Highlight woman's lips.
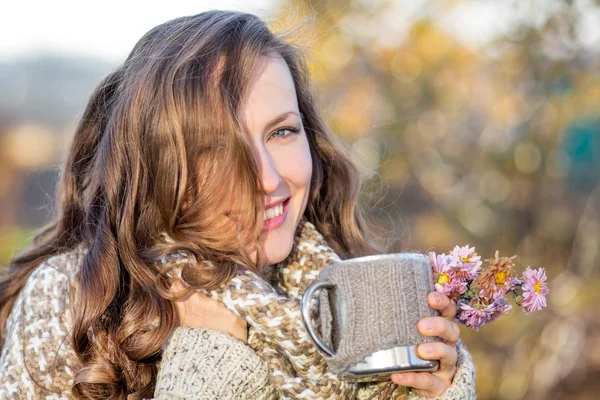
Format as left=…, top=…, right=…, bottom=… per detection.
left=262, top=198, right=290, bottom=232
left=225, top=197, right=291, bottom=231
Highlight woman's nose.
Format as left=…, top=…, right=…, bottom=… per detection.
left=258, top=150, right=281, bottom=194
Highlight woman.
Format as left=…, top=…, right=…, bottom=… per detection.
left=0, top=10, right=475, bottom=399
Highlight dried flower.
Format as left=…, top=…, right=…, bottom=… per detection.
left=478, top=251, right=519, bottom=302
left=521, top=267, right=549, bottom=313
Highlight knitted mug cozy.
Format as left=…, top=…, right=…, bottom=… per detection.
left=307, top=253, right=441, bottom=375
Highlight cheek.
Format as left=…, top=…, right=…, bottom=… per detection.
left=295, top=142, right=313, bottom=191
left=275, top=138, right=313, bottom=190
left=296, top=147, right=312, bottom=189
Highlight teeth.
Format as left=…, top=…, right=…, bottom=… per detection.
left=264, top=203, right=284, bottom=221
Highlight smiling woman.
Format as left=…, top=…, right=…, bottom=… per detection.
left=238, top=54, right=313, bottom=267
left=0, top=10, right=475, bottom=400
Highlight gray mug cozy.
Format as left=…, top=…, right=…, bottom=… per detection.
left=311, top=253, right=441, bottom=374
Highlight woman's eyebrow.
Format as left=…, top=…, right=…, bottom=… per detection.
left=263, top=111, right=300, bottom=133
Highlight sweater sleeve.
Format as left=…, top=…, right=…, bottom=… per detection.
left=0, top=263, right=77, bottom=399
left=154, top=326, right=277, bottom=400
left=356, top=339, right=477, bottom=400
left=0, top=262, right=277, bottom=400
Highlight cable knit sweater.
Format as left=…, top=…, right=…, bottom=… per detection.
left=0, top=245, right=476, bottom=399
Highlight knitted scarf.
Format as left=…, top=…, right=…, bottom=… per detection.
left=208, top=216, right=355, bottom=399
left=163, top=217, right=399, bottom=399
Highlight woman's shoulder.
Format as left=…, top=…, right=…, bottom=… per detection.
left=4, top=242, right=89, bottom=342
left=10, top=243, right=88, bottom=315
left=9, top=243, right=91, bottom=330
left=0, top=244, right=87, bottom=398
left=38, top=242, right=89, bottom=284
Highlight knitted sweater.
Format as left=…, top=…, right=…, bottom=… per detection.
left=0, top=245, right=476, bottom=399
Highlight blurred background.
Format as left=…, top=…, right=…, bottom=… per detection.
left=1, top=0, right=598, bottom=398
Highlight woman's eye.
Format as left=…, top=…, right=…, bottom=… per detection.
left=270, top=127, right=300, bottom=140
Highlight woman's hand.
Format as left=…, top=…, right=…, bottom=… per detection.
left=173, top=285, right=249, bottom=344
left=390, top=292, right=460, bottom=397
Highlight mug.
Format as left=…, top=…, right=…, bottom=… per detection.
left=301, top=253, right=441, bottom=382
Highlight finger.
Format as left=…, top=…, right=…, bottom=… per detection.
left=390, top=371, right=446, bottom=396
left=417, top=342, right=458, bottom=373
left=428, top=292, right=457, bottom=320
left=418, top=316, right=460, bottom=344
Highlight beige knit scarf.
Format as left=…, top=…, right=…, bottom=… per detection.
left=164, top=217, right=403, bottom=399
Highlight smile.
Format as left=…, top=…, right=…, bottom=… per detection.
left=262, top=197, right=290, bottom=232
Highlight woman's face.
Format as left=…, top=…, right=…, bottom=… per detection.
left=238, top=53, right=312, bottom=268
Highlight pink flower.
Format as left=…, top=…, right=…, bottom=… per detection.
left=429, top=251, right=452, bottom=275
left=449, top=245, right=482, bottom=280
left=457, top=298, right=512, bottom=330
left=457, top=302, right=489, bottom=330
left=428, top=251, right=468, bottom=302
left=487, top=298, right=512, bottom=323
left=521, top=267, right=549, bottom=313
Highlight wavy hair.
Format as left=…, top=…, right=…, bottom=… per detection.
left=0, top=10, right=380, bottom=399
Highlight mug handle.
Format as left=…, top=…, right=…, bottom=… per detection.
left=301, top=280, right=336, bottom=357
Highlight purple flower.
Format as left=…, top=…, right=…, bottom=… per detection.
left=457, top=302, right=490, bottom=330
left=521, top=267, right=549, bottom=313
left=457, top=298, right=512, bottom=330
left=449, top=245, right=483, bottom=280
left=428, top=251, right=468, bottom=302
left=487, top=298, right=512, bottom=323
left=429, top=251, right=452, bottom=274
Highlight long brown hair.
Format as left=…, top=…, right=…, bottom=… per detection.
left=0, top=10, right=379, bottom=399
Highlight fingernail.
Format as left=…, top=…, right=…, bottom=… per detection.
left=432, top=293, right=440, bottom=303
left=422, top=320, right=433, bottom=331
left=394, top=373, right=404, bottom=381
left=421, top=344, right=433, bottom=354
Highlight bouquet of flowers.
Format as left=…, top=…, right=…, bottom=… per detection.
left=427, top=245, right=549, bottom=330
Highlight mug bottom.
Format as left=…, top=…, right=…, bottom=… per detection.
left=339, top=345, right=439, bottom=382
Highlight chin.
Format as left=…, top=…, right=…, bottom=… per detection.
left=260, top=226, right=295, bottom=267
